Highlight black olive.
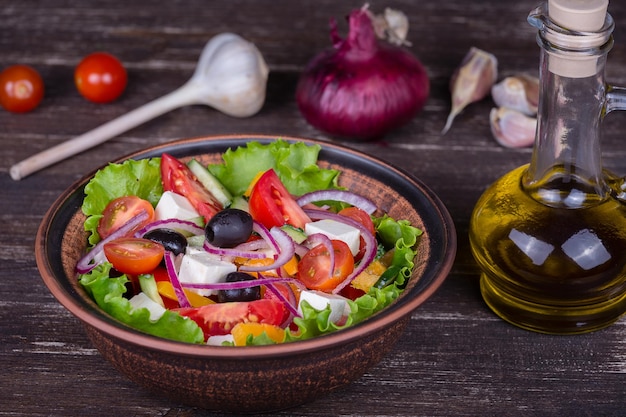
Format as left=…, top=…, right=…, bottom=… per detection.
left=143, top=228, right=188, bottom=256
left=205, top=208, right=253, bottom=248
left=217, top=271, right=261, bottom=303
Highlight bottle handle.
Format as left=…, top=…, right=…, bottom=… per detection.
left=605, top=85, right=626, bottom=115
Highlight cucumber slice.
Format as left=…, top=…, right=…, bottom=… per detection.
left=281, top=224, right=307, bottom=244
left=138, top=274, right=165, bottom=307
left=229, top=195, right=249, bottom=212
left=187, top=158, right=232, bottom=207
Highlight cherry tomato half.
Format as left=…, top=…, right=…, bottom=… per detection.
left=0, top=65, right=44, bottom=113
left=75, top=52, right=127, bottom=103
left=97, top=196, right=155, bottom=240
left=297, top=240, right=355, bottom=292
left=103, top=237, right=165, bottom=275
left=160, top=153, right=223, bottom=223
left=177, top=299, right=287, bottom=340
left=248, top=169, right=311, bottom=230
left=338, top=206, right=375, bottom=262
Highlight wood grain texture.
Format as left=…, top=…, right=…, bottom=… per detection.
left=2, top=0, right=626, bottom=416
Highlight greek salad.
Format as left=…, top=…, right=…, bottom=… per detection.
left=77, top=140, right=422, bottom=346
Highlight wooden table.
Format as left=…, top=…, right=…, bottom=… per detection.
left=3, top=1, right=626, bottom=415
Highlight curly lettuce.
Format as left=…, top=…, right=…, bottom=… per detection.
left=80, top=263, right=204, bottom=344
left=207, top=139, right=340, bottom=196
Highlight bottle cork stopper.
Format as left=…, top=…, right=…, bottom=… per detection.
left=548, top=0, right=608, bottom=32
left=547, top=0, right=609, bottom=77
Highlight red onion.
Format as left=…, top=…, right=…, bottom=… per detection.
left=164, top=252, right=191, bottom=308
left=296, top=189, right=377, bottom=214
left=296, top=5, right=429, bottom=140
left=135, top=218, right=204, bottom=238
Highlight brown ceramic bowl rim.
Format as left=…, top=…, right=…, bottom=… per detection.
left=36, top=134, right=456, bottom=359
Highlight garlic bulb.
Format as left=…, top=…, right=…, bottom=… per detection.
left=442, top=47, right=498, bottom=134
left=489, top=107, right=537, bottom=148
left=491, top=75, right=539, bottom=116
left=189, top=33, right=269, bottom=117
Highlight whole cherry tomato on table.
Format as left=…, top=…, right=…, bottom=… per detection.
left=75, top=52, right=127, bottom=103
left=0, top=65, right=44, bottom=113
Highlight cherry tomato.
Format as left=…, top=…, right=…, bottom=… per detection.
left=74, top=52, right=127, bottom=103
left=248, top=169, right=311, bottom=229
left=97, top=196, right=155, bottom=240
left=177, top=299, right=287, bottom=340
left=160, top=153, right=223, bottom=223
left=338, top=206, right=375, bottom=261
left=103, top=237, right=165, bottom=275
left=297, top=240, right=355, bottom=292
left=0, top=65, right=44, bottom=113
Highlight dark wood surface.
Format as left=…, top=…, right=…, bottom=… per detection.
left=3, top=1, right=626, bottom=416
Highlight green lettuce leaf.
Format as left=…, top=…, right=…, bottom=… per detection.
left=207, top=139, right=340, bottom=196
left=82, top=158, right=163, bottom=245
left=79, top=263, right=204, bottom=344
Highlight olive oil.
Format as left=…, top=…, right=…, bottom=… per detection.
left=470, top=0, right=626, bottom=334
left=470, top=165, right=626, bottom=333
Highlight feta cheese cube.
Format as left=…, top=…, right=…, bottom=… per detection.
left=177, top=251, right=236, bottom=296
left=129, top=292, right=166, bottom=322
left=297, top=290, right=351, bottom=324
left=305, top=219, right=361, bottom=256
left=206, top=334, right=235, bottom=346
left=155, top=191, right=200, bottom=221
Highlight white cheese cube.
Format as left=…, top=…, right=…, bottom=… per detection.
left=155, top=191, right=200, bottom=221
left=297, top=290, right=350, bottom=324
left=129, top=292, right=166, bottom=322
left=206, top=334, right=235, bottom=346
left=305, top=219, right=361, bottom=256
left=177, top=251, right=236, bottom=296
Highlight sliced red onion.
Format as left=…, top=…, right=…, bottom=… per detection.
left=303, top=233, right=335, bottom=282
left=251, top=221, right=279, bottom=252
left=264, top=280, right=301, bottom=322
left=76, top=211, right=150, bottom=274
left=182, top=276, right=294, bottom=290
left=164, top=252, right=191, bottom=308
left=135, top=218, right=204, bottom=238
left=303, top=208, right=377, bottom=294
left=296, top=189, right=377, bottom=214
left=240, top=227, right=295, bottom=272
left=203, top=240, right=268, bottom=259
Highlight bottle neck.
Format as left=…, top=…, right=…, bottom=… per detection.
left=523, top=8, right=613, bottom=208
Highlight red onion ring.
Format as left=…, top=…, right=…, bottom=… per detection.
left=239, top=227, right=295, bottom=272
left=203, top=240, right=268, bottom=259
left=296, top=189, right=377, bottom=214
left=164, top=252, right=191, bottom=308
left=303, top=208, right=377, bottom=294
left=135, top=218, right=204, bottom=238
left=76, top=210, right=150, bottom=274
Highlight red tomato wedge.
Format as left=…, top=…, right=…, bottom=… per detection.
left=248, top=169, right=311, bottom=229
left=97, top=196, right=155, bottom=240
left=177, top=299, right=287, bottom=340
left=103, top=237, right=165, bottom=275
left=160, top=153, right=223, bottom=223
left=297, top=240, right=355, bottom=292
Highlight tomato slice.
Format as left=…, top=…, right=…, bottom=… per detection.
left=103, top=237, right=165, bottom=275
left=338, top=206, right=375, bottom=262
left=97, top=196, right=155, bottom=240
left=297, top=240, right=355, bottom=292
left=248, top=169, right=311, bottom=229
left=177, top=299, right=287, bottom=340
left=160, top=153, right=223, bottom=223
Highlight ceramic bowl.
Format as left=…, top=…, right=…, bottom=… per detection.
left=36, top=134, right=456, bottom=412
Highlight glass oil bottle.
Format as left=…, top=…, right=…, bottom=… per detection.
left=469, top=0, right=626, bottom=334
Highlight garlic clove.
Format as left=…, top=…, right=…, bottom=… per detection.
left=367, top=6, right=411, bottom=46
left=491, top=74, right=539, bottom=116
left=442, top=47, right=498, bottom=134
left=190, top=33, right=269, bottom=118
left=489, top=107, right=537, bottom=148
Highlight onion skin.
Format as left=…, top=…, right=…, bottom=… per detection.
left=296, top=7, right=430, bottom=141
